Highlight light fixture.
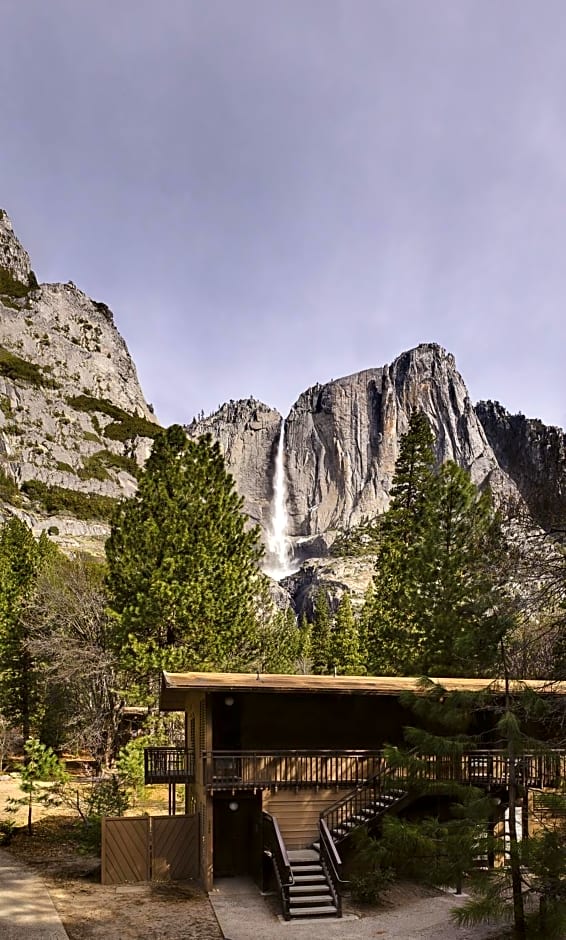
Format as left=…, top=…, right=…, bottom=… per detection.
left=229, top=801, right=239, bottom=812
left=224, top=695, right=234, bottom=707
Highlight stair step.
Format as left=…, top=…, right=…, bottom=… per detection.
left=290, top=885, right=331, bottom=896
left=288, top=849, right=320, bottom=863
left=292, top=874, right=325, bottom=884
left=289, top=905, right=338, bottom=917
left=291, top=865, right=323, bottom=875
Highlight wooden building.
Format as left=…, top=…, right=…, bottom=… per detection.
left=144, top=671, right=566, bottom=919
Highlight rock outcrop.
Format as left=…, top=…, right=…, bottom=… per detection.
left=476, top=400, right=566, bottom=531
left=0, top=210, right=159, bottom=551
left=189, top=345, right=512, bottom=561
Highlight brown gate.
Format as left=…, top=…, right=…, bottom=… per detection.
left=152, top=815, right=199, bottom=880
left=101, top=816, right=150, bottom=885
left=101, top=814, right=199, bottom=885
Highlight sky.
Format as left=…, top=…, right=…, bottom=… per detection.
left=1, top=0, right=566, bottom=430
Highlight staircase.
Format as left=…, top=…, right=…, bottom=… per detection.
left=287, top=849, right=339, bottom=918
left=323, top=784, right=409, bottom=844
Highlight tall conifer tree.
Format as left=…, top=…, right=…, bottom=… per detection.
left=106, top=426, right=266, bottom=693
left=0, top=518, right=54, bottom=739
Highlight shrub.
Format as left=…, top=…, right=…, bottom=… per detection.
left=79, top=450, right=138, bottom=481
left=0, top=345, right=55, bottom=388
left=67, top=394, right=159, bottom=441
left=348, top=828, right=395, bottom=905
left=21, top=479, right=119, bottom=521
left=0, top=467, right=20, bottom=504
left=0, top=266, right=31, bottom=298
left=0, top=819, right=16, bottom=846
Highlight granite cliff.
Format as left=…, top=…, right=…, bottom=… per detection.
left=0, top=210, right=159, bottom=552
left=1, top=208, right=564, bottom=586
left=188, top=344, right=515, bottom=567
left=476, top=399, right=566, bottom=532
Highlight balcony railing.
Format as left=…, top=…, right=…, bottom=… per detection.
left=144, top=747, right=195, bottom=784
left=204, top=749, right=385, bottom=789
left=144, top=746, right=566, bottom=790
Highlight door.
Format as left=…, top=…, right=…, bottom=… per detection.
left=212, top=793, right=261, bottom=878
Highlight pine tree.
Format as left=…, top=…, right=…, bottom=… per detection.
left=106, top=426, right=266, bottom=695
left=363, top=410, right=436, bottom=674
left=363, top=413, right=509, bottom=676
left=418, top=462, right=509, bottom=675
left=0, top=518, right=54, bottom=739
left=310, top=589, right=332, bottom=675
left=330, top=593, right=363, bottom=675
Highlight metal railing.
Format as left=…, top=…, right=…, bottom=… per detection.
left=145, top=746, right=566, bottom=790
left=262, top=812, right=294, bottom=920
left=203, top=749, right=385, bottom=789
left=321, top=760, right=410, bottom=843
left=144, top=747, right=195, bottom=784
left=319, top=818, right=346, bottom=916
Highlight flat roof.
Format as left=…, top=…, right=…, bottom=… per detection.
left=160, top=671, right=565, bottom=709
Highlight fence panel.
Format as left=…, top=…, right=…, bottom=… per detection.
left=101, top=816, right=150, bottom=885
left=101, top=814, right=199, bottom=884
left=152, top=815, right=199, bottom=880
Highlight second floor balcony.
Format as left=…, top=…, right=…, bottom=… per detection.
left=144, top=746, right=566, bottom=790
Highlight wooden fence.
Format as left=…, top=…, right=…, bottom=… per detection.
left=101, top=814, right=199, bottom=885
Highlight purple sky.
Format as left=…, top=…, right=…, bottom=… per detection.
left=2, top=1, right=566, bottom=429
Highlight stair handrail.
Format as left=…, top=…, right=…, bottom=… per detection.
left=319, top=817, right=347, bottom=916
left=321, top=753, right=410, bottom=841
left=262, top=811, right=294, bottom=921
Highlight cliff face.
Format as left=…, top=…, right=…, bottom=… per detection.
left=284, top=345, right=504, bottom=539
left=476, top=400, right=566, bottom=530
left=189, top=344, right=513, bottom=559
left=187, top=399, right=282, bottom=530
left=0, top=210, right=159, bottom=551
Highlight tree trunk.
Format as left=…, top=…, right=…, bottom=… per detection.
left=502, top=647, right=526, bottom=940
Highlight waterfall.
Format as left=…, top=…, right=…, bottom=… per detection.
left=265, top=419, right=295, bottom=580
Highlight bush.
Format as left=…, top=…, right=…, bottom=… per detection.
left=0, top=266, right=32, bottom=298
left=79, top=450, right=139, bottom=481
left=67, top=394, right=159, bottom=442
left=0, top=467, right=20, bottom=505
left=348, top=828, right=395, bottom=906
left=0, top=345, right=56, bottom=388
left=21, top=479, right=119, bottom=521
left=0, top=818, right=16, bottom=846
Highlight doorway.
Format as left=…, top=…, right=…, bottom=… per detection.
left=212, top=792, right=262, bottom=879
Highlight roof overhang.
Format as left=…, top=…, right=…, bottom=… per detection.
left=159, top=671, right=566, bottom=711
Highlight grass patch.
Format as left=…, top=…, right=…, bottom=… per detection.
left=78, top=449, right=139, bottom=481
left=55, top=461, right=75, bottom=474
left=67, top=394, right=159, bottom=441
left=0, top=266, right=36, bottom=298
left=21, top=479, right=119, bottom=521
left=0, top=467, right=20, bottom=505
left=0, top=345, right=58, bottom=389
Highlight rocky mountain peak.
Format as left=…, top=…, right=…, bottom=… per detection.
left=0, top=210, right=159, bottom=553
left=187, top=344, right=514, bottom=563
left=0, top=209, right=34, bottom=290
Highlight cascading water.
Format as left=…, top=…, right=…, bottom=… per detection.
left=264, top=419, right=295, bottom=580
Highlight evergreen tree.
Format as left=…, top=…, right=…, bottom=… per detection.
left=418, top=462, right=509, bottom=674
left=330, top=593, right=363, bottom=675
left=296, top=612, right=312, bottom=674
left=106, top=426, right=266, bottom=695
left=375, top=680, right=497, bottom=895
left=363, top=410, right=436, bottom=673
left=0, top=518, right=54, bottom=739
left=310, top=589, right=332, bottom=675
left=363, top=413, right=509, bottom=676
